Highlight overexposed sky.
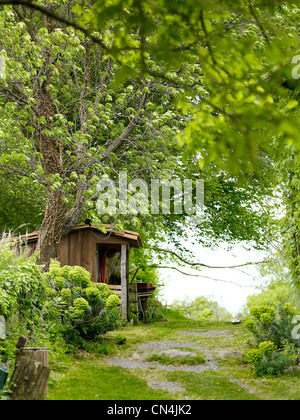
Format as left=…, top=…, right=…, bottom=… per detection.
left=156, top=242, right=268, bottom=316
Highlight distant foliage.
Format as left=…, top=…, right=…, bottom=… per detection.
left=242, top=273, right=297, bottom=316
left=171, top=296, right=232, bottom=322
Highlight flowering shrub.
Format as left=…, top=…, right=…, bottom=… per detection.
left=82, top=287, right=101, bottom=304
left=0, top=246, right=122, bottom=365
left=245, top=319, right=257, bottom=334
left=60, top=288, right=72, bottom=303
left=0, top=242, right=50, bottom=368
left=95, top=283, right=110, bottom=300
left=106, top=294, right=120, bottom=310
left=246, top=348, right=264, bottom=363
left=260, top=313, right=273, bottom=326
left=73, top=297, right=89, bottom=311
left=46, top=261, right=91, bottom=289
left=44, top=260, right=121, bottom=342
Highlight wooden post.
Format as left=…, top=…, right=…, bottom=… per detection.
left=0, top=316, right=5, bottom=340
left=129, top=283, right=139, bottom=313
left=16, top=335, right=28, bottom=349
left=126, top=246, right=130, bottom=319
left=121, top=244, right=128, bottom=320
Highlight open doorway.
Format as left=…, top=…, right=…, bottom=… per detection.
left=96, top=244, right=121, bottom=284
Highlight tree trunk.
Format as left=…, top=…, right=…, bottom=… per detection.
left=36, top=183, right=88, bottom=267
left=9, top=351, right=50, bottom=400
left=36, top=190, right=69, bottom=267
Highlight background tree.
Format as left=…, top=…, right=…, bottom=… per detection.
left=171, top=296, right=233, bottom=322
left=0, top=1, right=279, bottom=266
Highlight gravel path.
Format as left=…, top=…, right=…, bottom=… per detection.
left=105, top=329, right=243, bottom=395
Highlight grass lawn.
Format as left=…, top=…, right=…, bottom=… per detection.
left=49, top=359, right=172, bottom=400
left=48, top=309, right=300, bottom=400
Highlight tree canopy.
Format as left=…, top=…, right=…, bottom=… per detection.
left=0, top=0, right=299, bottom=284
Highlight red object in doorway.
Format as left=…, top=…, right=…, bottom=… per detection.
left=100, top=252, right=107, bottom=283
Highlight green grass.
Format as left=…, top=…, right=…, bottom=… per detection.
left=48, top=358, right=172, bottom=400
left=166, top=371, right=259, bottom=400
left=47, top=309, right=300, bottom=400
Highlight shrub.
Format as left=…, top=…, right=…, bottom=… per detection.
left=0, top=244, right=74, bottom=370
left=245, top=304, right=300, bottom=349
left=145, top=299, right=164, bottom=323
left=54, top=276, right=66, bottom=291
left=44, top=261, right=121, bottom=344
left=47, top=260, right=93, bottom=290
left=246, top=349, right=263, bottom=363
left=260, top=313, right=272, bottom=327
left=115, top=333, right=127, bottom=345
left=249, top=305, right=276, bottom=320
left=60, top=288, right=71, bottom=303
left=95, top=283, right=110, bottom=299
left=0, top=242, right=46, bottom=324
left=82, top=287, right=101, bottom=304
left=251, top=341, right=298, bottom=378
left=245, top=304, right=299, bottom=377
left=68, top=266, right=91, bottom=289
left=259, top=341, right=276, bottom=356
left=106, top=294, right=120, bottom=310
left=245, top=319, right=258, bottom=334
left=73, top=297, right=89, bottom=311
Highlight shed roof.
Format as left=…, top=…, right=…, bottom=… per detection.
left=12, top=223, right=143, bottom=249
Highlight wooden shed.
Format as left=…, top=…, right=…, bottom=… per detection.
left=13, top=222, right=148, bottom=320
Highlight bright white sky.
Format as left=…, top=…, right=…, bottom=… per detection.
left=156, top=242, right=268, bottom=316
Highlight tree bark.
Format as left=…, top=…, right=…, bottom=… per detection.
left=9, top=354, right=50, bottom=400
left=36, top=189, right=69, bottom=266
